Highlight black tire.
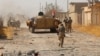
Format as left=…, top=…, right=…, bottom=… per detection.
left=29, top=27, right=32, bottom=33
left=32, top=27, right=35, bottom=33
left=50, top=28, right=57, bottom=33
left=29, top=27, right=35, bottom=33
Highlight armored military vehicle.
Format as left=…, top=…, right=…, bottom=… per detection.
left=27, top=12, right=61, bottom=33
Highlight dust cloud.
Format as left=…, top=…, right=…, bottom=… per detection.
left=0, top=0, right=30, bottom=27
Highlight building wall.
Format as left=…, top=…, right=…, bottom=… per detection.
left=69, top=4, right=75, bottom=13
left=69, top=3, right=88, bottom=25
left=92, top=7, right=100, bottom=25
left=69, top=13, right=78, bottom=25
left=69, top=4, right=77, bottom=25
left=56, top=12, right=67, bottom=22
left=82, top=7, right=91, bottom=26
left=84, top=12, right=91, bottom=26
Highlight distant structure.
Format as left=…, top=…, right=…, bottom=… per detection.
left=69, top=2, right=88, bottom=25
left=82, top=6, right=91, bottom=26
left=56, top=12, right=67, bottom=21
left=88, top=0, right=99, bottom=7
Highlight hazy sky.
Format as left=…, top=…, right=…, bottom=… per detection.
left=0, top=0, right=87, bottom=18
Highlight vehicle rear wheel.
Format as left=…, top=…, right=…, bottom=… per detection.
left=29, top=27, right=35, bottom=33
left=32, top=27, right=35, bottom=33
left=29, top=27, right=32, bottom=33
left=50, top=28, right=57, bottom=33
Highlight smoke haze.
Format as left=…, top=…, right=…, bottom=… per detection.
left=0, top=0, right=87, bottom=18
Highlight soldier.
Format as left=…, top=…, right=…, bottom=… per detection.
left=67, top=17, right=72, bottom=33
left=26, top=19, right=30, bottom=26
left=15, top=20, right=20, bottom=30
left=17, top=20, right=20, bottom=28
left=26, top=19, right=31, bottom=30
left=57, top=23, right=65, bottom=47
left=63, top=16, right=68, bottom=32
left=27, top=18, right=34, bottom=31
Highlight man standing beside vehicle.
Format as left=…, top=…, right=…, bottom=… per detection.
left=67, top=17, right=72, bottom=33
left=63, top=16, right=68, bottom=32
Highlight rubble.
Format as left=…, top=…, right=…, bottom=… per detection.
left=27, top=50, right=35, bottom=55
left=0, top=28, right=100, bottom=56
left=0, top=46, right=4, bottom=49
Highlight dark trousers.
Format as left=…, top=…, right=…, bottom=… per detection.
left=68, top=24, right=72, bottom=33
left=59, top=36, right=64, bottom=47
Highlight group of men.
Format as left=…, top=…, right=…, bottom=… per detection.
left=57, top=16, right=72, bottom=48
left=63, top=17, right=72, bottom=33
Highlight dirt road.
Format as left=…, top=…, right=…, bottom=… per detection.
left=0, top=28, right=100, bottom=56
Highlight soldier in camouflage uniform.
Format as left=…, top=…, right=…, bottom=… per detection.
left=27, top=18, right=34, bottom=31
left=63, top=17, right=69, bottom=32
left=67, top=17, right=72, bottom=33
left=57, top=23, right=65, bottom=47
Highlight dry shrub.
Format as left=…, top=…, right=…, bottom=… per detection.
left=73, top=25, right=100, bottom=37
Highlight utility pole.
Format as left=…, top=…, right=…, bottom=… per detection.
left=55, top=0, right=57, bottom=10
left=91, top=0, right=93, bottom=24
left=54, top=0, right=57, bottom=18
left=40, top=3, right=42, bottom=11
left=45, top=2, right=47, bottom=13
left=88, top=0, right=95, bottom=24
left=67, top=0, right=69, bottom=17
left=42, top=6, right=43, bottom=12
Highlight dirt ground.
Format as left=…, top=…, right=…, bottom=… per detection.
left=0, top=28, right=100, bottom=56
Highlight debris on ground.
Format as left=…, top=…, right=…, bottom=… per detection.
left=0, top=47, right=4, bottom=49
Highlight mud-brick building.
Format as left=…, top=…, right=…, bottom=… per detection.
left=92, top=2, right=100, bottom=25
left=69, top=2, right=88, bottom=25
left=82, top=6, right=91, bottom=26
